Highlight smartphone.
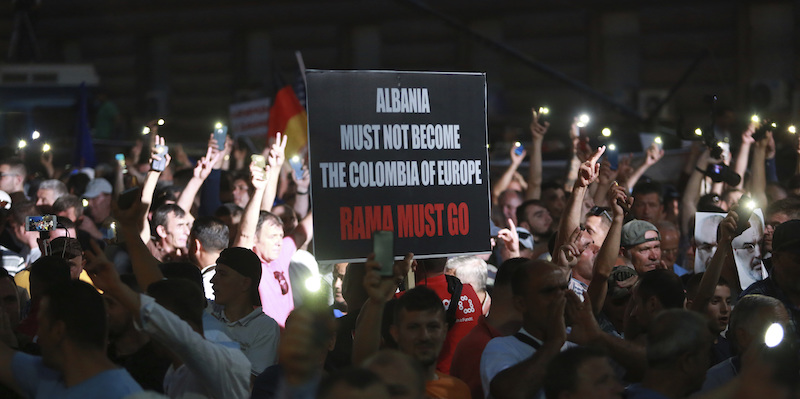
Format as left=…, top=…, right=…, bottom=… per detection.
left=607, top=147, right=619, bottom=171
left=118, top=187, right=140, bottom=211
left=734, top=195, right=755, bottom=236
left=26, top=215, right=56, bottom=232
left=116, top=153, right=127, bottom=173
left=373, top=230, right=394, bottom=277
left=251, top=154, right=267, bottom=171
left=537, top=107, right=549, bottom=125
left=213, top=125, right=228, bottom=151
left=152, top=145, right=169, bottom=172
left=513, top=142, right=524, bottom=156
left=652, top=137, right=663, bottom=152
left=288, top=155, right=304, bottom=179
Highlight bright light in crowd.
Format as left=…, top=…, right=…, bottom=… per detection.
left=695, top=128, right=703, bottom=136
left=82, top=199, right=89, bottom=207
left=654, top=136, right=662, bottom=144
left=577, top=114, right=590, bottom=128
left=157, top=119, right=165, bottom=126
left=608, top=143, right=617, bottom=151
left=42, top=143, right=51, bottom=152
left=789, top=125, right=797, bottom=134
left=765, top=323, right=784, bottom=348
left=538, top=107, right=550, bottom=115
left=771, top=122, right=777, bottom=128
left=744, top=199, right=757, bottom=210
left=110, top=222, right=116, bottom=230
left=17, top=140, right=26, bottom=149
left=751, top=115, right=760, bottom=123
left=31, top=131, right=40, bottom=140
left=291, top=155, right=301, bottom=163
left=514, top=141, right=521, bottom=147
left=142, top=126, right=151, bottom=135
left=215, top=122, right=223, bottom=129
left=601, top=128, right=611, bottom=137
left=717, top=142, right=725, bottom=148
left=305, top=276, right=321, bottom=292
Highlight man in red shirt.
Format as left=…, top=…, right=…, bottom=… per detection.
left=450, top=258, right=526, bottom=399
left=407, top=257, right=481, bottom=374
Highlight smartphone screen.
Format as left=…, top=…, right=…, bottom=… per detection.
left=289, top=156, right=304, bottom=179
left=251, top=154, right=266, bottom=171
left=373, top=231, right=394, bottom=276
left=26, top=215, right=56, bottom=232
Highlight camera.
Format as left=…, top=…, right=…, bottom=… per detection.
left=705, top=163, right=741, bottom=187
left=25, top=215, right=56, bottom=232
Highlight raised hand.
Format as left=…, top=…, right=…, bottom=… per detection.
left=566, top=290, right=601, bottom=344
left=267, top=132, right=289, bottom=170
left=292, top=165, right=310, bottom=193
left=577, top=146, right=606, bottom=188
left=150, top=134, right=171, bottom=171
left=608, top=182, right=632, bottom=217
left=530, top=108, right=550, bottom=141
left=111, top=188, right=149, bottom=234
left=250, top=160, right=269, bottom=191
left=557, top=227, right=582, bottom=269
left=644, top=143, right=664, bottom=166
left=509, top=144, right=526, bottom=166
left=84, top=239, right=123, bottom=294
left=497, top=218, right=520, bottom=259
left=363, top=252, right=413, bottom=304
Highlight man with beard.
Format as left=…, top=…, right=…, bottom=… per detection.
left=353, top=254, right=470, bottom=398
left=516, top=199, right=553, bottom=259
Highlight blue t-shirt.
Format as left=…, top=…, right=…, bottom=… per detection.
left=12, top=352, right=142, bottom=399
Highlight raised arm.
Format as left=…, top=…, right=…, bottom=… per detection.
left=681, top=149, right=712, bottom=236
left=85, top=239, right=142, bottom=320
left=526, top=108, right=550, bottom=200
left=554, top=147, right=604, bottom=256
left=234, top=162, right=269, bottom=249
left=624, top=143, right=664, bottom=190
left=140, top=134, right=171, bottom=243
left=690, top=212, right=736, bottom=313
left=261, top=133, right=288, bottom=212
left=488, top=293, right=566, bottom=399
left=177, top=137, right=222, bottom=214
left=563, top=119, right=584, bottom=192
left=112, top=195, right=164, bottom=292
left=352, top=253, right=412, bottom=365
left=749, top=132, right=769, bottom=207
left=732, top=125, right=755, bottom=190
left=587, top=183, right=629, bottom=314
left=492, top=145, right=526, bottom=204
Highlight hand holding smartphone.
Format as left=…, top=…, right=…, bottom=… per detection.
left=373, top=231, right=394, bottom=277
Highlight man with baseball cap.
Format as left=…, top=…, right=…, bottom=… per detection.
left=620, top=220, right=662, bottom=275
left=83, top=178, right=113, bottom=227
left=740, top=219, right=800, bottom=338
left=207, top=247, right=280, bottom=376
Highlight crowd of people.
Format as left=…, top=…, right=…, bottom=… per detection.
left=0, top=105, right=797, bottom=399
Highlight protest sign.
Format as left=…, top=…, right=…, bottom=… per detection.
left=229, top=98, right=271, bottom=137
left=306, top=70, right=490, bottom=262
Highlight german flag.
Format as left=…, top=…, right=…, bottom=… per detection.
left=267, top=85, right=307, bottom=158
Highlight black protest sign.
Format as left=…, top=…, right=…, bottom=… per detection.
left=306, top=70, right=490, bottom=262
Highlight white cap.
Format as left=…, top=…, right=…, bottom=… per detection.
left=83, top=178, right=112, bottom=199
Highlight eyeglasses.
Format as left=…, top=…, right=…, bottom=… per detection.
left=274, top=271, right=289, bottom=295
left=589, top=206, right=613, bottom=222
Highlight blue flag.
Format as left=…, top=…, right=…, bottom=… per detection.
left=74, top=82, right=96, bottom=168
